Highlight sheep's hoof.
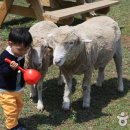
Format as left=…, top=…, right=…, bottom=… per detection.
left=82, top=107, right=91, bottom=112
left=83, top=103, right=90, bottom=109
left=37, top=103, right=44, bottom=112
left=62, top=102, right=70, bottom=110
left=30, top=93, right=34, bottom=98
left=118, top=86, right=124, bottom=93
left=83, top=106, right=90, bottom=110
left=30, top=93, right=37, bottom=99
left=118, top=82, right=124, bottom=92
left=96, top=81, right=103, bottom=87
left=57, top=79, right=64, bottom=86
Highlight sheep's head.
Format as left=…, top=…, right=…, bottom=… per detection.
left=46, top=26, right=91, bottom=66
left=27, top=37, right=53, bottom=70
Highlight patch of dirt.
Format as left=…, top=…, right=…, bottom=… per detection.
left=122, top=35, right=130, bottom=50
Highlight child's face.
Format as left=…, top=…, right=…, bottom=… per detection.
left=8, top=41, right=30, bottom=57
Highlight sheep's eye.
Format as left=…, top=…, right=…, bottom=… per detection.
left=44, top=45, right=48, bottom=48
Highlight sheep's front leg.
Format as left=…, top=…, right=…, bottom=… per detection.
left=62, top=72, right=72, bottom=110
left=37, top=78, right=44, bottom=111
left=57, top=69, right=64, bottom=86
left=82, top=70, right=92, bottom=108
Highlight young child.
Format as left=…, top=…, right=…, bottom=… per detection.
left=0, top=27, right=32, bottom=130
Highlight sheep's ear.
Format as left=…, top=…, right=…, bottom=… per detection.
left=27, top=47, right=32, bottom=56
left=47, top=33, right=54, bottom=37
left=78, top=34, right=92, bottom=44
left=81, top=38, right=92, bottom=43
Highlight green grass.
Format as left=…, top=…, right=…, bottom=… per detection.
left=0, top=0, right=130, bottom=130
left=108, top=0, right=130, bottom=36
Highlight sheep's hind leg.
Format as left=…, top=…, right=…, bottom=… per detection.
left=30, top=85, right=37, bottom=99
left=82, top=71, right=92, bottom=108
left=113, top=40, right=124, bottom=92
left=96, top=67, right=105, bottom=87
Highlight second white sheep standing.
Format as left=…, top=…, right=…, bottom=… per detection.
left=46, top=16, right=124, bottom=110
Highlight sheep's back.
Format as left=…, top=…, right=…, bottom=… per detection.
left=74, top=16, right=121, bottom=68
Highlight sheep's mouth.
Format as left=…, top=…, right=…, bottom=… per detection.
left=47, top=46, right=53, bottom=52
left=53, top=58, right=65, bottom=66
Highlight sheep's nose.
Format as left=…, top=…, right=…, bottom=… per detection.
left=54, top=59, right=61, bottom=65
left=33, top=63, right=42, bottom=69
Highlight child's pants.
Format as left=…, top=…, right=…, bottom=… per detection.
left=0, top=91, right=24, bottom=129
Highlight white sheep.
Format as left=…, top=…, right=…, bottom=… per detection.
left=25, top=21, right=62, bottom=111
left=46, top=16, right=124, bottom=110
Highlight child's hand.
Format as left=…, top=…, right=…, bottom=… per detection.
left=10, top=61, right=18, bottom=70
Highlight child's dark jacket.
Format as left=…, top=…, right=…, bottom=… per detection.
left=0, top=50, right=25, bottom=91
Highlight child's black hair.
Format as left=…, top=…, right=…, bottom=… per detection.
left=8, top=27, right=32, bottom=47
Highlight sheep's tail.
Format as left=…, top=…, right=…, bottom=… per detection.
left=113, top=21, right=121, bottom=43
